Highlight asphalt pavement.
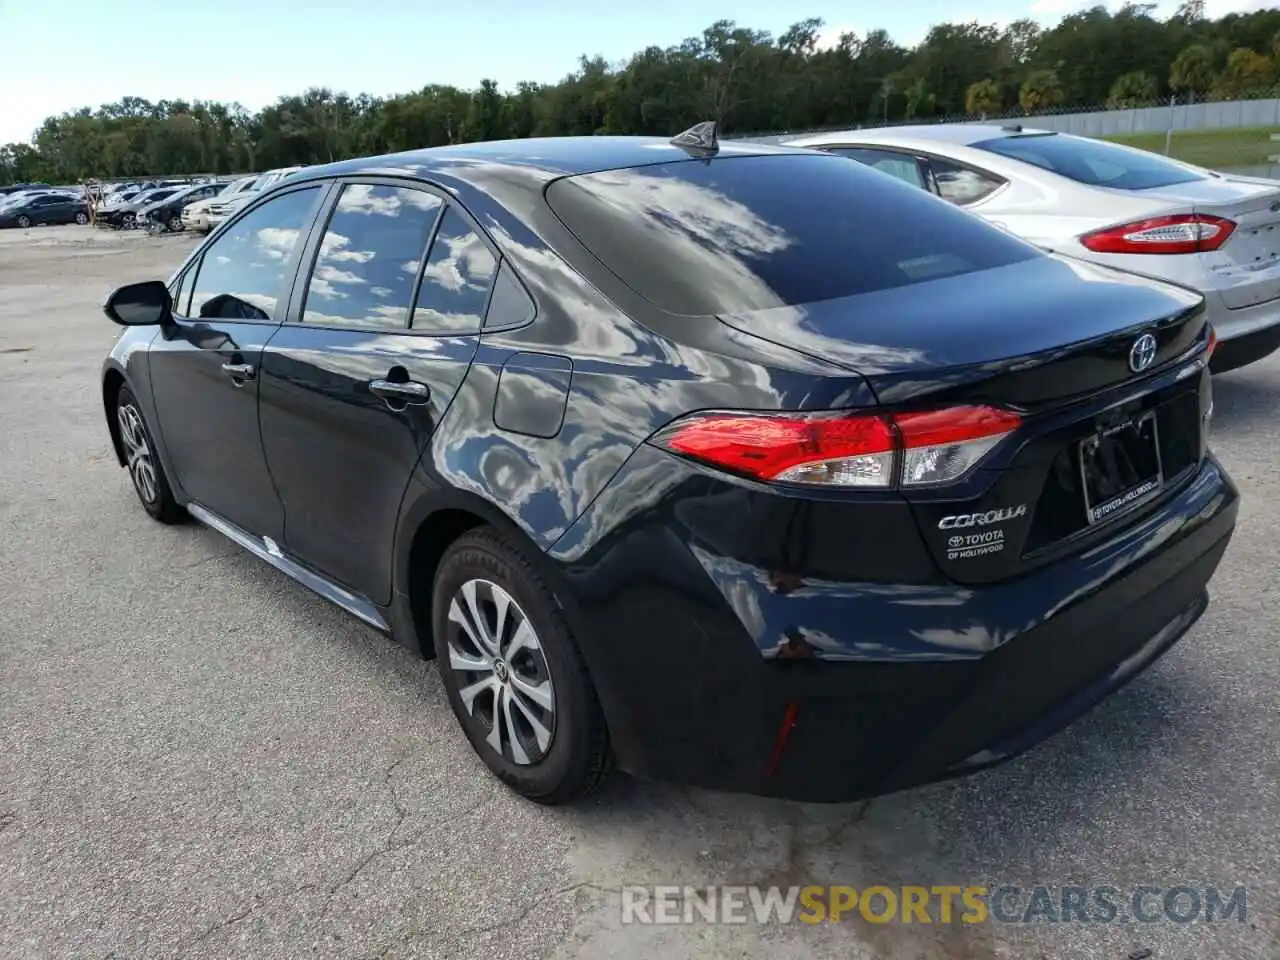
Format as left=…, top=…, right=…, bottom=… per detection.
left=0, top=225, right=1275, bottom=960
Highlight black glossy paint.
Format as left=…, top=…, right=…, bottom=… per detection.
left=102, top=136, right=1238, bottom=802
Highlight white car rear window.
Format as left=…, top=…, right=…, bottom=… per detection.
left=973, top=133, right=1205, bottom=190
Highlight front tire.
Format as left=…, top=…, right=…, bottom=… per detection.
left=16, top=215, right=30, bottom=228
left=75, top=211, right=89, bottom=225
left=432, top=528, right=612, bottom=804
left=115, top=385, right=186, bottom=524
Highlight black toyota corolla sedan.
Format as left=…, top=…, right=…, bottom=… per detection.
left=100, top=127, right=1237, bottom=804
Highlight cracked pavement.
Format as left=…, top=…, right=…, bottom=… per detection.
left=0, top=226, right=1276, bottom=959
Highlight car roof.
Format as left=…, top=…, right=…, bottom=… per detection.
left=291, top=135, right=813, bottom=188
left=787, top=123, right=1059, bottom=149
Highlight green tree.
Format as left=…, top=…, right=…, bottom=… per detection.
left=1211, top=47, right=1273, bottom=98
left=965, top=78, right=1004, bottom=117
left=6, top=6, right=1280, bottom=184
left=1107, top=70, right=1158, bottom=107
left=1019, top=69, right=1065, bottom=114
left=1169, top=44, right=1217, bottom=102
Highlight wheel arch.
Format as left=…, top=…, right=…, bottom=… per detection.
left=396, top=484, right=554, bottom=661
left=102, top=366, right=127, bottom=466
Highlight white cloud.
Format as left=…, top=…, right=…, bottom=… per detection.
left=814, top=23, right=863, bottom=51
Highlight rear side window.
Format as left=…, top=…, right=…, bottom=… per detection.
left=972, top=133, right=1205, bottom=189
left=301, top=183, right=443, bottom=331
left=545, top=154, right=1038, bottom=316
left=411, top=207, right=498, bottom=334
left=824, top=147, right=928, bottom=191
left=929, top=158, right=1005, bottom=205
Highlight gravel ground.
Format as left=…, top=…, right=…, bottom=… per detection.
left=0, top=224, right=1276, bottom=960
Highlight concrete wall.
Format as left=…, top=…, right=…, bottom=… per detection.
left=1001, top=99, right=1280, bottom=138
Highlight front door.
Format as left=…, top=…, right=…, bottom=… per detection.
left=147, top=184, right=325, bottom=540
left=259, top=183, right=497, bottom=604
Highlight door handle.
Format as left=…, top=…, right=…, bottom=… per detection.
left=221, top=361, right=256, bottom=382
left=369, top=379, right=430, bottom=405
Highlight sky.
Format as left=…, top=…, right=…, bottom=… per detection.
left=0, top=0, right=1272, bottom=144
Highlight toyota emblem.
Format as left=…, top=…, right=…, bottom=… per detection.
left=1129, top=332, right=1158, bottom=373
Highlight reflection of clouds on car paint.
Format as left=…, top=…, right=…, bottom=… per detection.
left=568, top=167, right=795, bottom=312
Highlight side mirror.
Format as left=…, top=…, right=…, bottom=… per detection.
left=104, top=280, right=172, bottom=326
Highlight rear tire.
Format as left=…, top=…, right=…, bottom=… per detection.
left=432, top=528, right=612, bottom=804
left=115, top=385, right=186, bottom=524
left=75, top=211, right=89, bottom=225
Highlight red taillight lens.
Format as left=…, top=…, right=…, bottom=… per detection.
left=654, top=405, right=1021, bottom=489
left=1206, top=325, right=1218, bottom=357
left=1080, top=214, right=1236, bottom=255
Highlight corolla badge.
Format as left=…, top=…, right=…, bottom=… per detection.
left=1129, top=332, right=1158, bottom=373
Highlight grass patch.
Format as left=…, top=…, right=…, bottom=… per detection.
left=1104, top=126, right=1279, bottom=169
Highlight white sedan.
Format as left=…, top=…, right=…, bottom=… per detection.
left=785, top=124, right=1280, bottom=373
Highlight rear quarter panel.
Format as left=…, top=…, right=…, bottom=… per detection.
left=417, top=176, right=875, bottom=552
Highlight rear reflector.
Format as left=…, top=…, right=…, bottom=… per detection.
left=1080, top=213, right=1236, bottom=255
left=654, top=405, right=1021, bottom=489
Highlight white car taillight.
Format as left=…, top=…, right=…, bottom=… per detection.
left=652, top=405, right=1022, bottom=489
left=1080, top=214, right=1236, bottom=255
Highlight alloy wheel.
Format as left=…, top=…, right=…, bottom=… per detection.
left=117, top=403, right=158, bottom=504
left=445, top=578, right=557, bottom=765
left=16, top=215, right=30, bottom=228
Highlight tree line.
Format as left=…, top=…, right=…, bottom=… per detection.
left=3, top=1, right=1278, bottom=185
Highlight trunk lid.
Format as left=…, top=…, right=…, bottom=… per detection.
left=717, top=253, right=1206, bottom=408
left=717, top=253, right=1211, bottom=585
left=1137, top=176, right=1280, bottom=310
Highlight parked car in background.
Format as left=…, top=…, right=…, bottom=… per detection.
left=182, top=175, right=257, bottom=233
left=202, top=166, right=304, bottom=233
left=137, top=181, right=228, bottom=232
left=786, top=124, right=1280, bottom=374
left=0, top=182, right=51, bottom=196
left=99, top=132, right=1234, bottom=805
left=0, top=192, right=89, bottom=228
left=96, top=186, right=185, bottom=229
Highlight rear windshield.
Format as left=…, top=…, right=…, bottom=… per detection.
left=545, top=153, right=1039, bottom=316
left=972, top=133, right=1205, bottom=190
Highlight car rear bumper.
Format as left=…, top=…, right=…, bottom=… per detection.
left=553, top=449, right=1237, bottom=802
left=1210, top=319, right=1280, bottom=373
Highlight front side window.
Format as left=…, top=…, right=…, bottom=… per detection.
left=301, top=183, right=443, bottom=330
left=170, top=267, right=193, bottom=316
left=928, top=158, right=1005, bottom=205
left=825, top=147, right=928, bottom=191
left=411, top=206, right=498, bottom=334
left=189, top=187, right=320, bottom=321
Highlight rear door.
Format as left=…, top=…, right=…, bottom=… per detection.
left=259, top=180, right=497, bottom=604
left=146, top=183, right=326, bottom=540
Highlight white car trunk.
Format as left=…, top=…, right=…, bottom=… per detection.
left=1137, top=177, right=1280, bottom=310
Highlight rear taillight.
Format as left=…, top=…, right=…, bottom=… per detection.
left=1080, top=214, right=1236, bottom=255
left=1206, top=325, right=1218, bottom=357
left=653, top=405, right=1021, bottom=489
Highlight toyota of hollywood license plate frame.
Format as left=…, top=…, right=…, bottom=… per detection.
left=1078, top=409, right=1164, bottom=525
